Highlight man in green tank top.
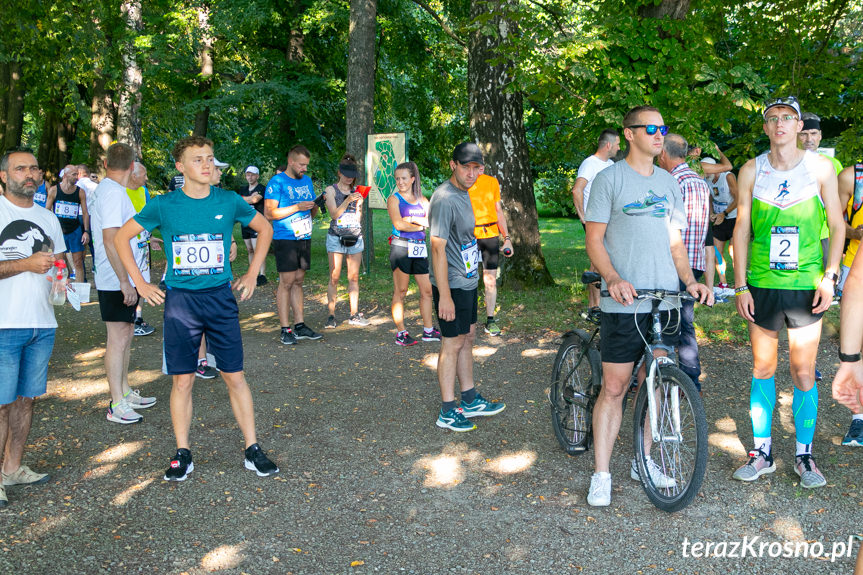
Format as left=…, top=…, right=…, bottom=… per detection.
left=731, top=96, right=845, bottom=489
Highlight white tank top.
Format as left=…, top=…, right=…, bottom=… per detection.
left=705, top=172, right=736, bottom=218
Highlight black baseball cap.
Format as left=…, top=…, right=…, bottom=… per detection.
left=452, top=142, right=484, bottom=165
left=338, top=162, right=359, bottom=178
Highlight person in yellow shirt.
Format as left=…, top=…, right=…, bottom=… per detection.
left=467, top=168, right=513, bottom=336
left=126, top=162, right=155, bottom=337
left=836, top=163, right=863, bottom=447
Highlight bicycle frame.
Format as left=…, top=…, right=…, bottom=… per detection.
left=639, top=294, right=685, bottom=443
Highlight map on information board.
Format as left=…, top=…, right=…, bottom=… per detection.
left=366, top=133, right=407, bottom=209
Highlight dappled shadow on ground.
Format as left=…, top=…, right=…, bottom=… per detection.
left=2, top=294, right=860, bottom=574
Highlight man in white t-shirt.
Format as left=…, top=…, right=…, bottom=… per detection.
left=90, top=143, right=156, bottom=425
left=0, top=149, right=66, bottom=507
left=571, top=129, right=619, bottom=308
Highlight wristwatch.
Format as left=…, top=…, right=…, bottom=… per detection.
left=824, top=271, right=839, bottom=284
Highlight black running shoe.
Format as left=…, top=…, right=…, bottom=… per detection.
left=244, top=443, right=279, bottom=477
left=256, top=274, right=268, bottom=286
left=294, top=324, right=322, bottom=340
left=280, top=328, right=297, bottom=345
left=164, top=448, right=194, bottom=481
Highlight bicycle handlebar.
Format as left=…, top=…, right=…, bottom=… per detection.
left=599, top=289, right=697, bottom=302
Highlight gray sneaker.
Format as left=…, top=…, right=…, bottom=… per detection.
left=795, top=454, right=826, bottom=489
left=732, top=448, right=775, bottom=482
left=348, top=313, right=370, bottom=327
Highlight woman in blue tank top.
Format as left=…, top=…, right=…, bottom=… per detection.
left=386, top=162, right=440, bottom=346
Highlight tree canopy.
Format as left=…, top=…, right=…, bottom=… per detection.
left=2, top=0, right=861, bottom=199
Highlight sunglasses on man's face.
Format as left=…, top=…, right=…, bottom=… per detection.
left=627, top=124, right=669, bottom=136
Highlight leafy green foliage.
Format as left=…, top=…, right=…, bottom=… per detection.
left=10, top=0, right=863, bottom=203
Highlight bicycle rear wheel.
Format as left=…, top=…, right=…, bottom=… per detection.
left=549, top=330, right=601, bottom=455
left=632, top=364, right=707, bottom=512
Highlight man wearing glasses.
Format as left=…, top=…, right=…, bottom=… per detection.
left=584, top=106, right=711, bottom=507
left=731, top=96, right=844, bottom=489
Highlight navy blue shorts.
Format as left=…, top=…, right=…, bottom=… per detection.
left=164, top=282, right=243, bottom=374
left=63, top=226, right=84, bottom=254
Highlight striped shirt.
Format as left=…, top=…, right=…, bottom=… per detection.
left=671, top=162, right=710, bottom=272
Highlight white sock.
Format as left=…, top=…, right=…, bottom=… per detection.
left=754, top=437, right=772, bottom=455
left=852, top=414, right=863, bottom=421
left=796, top=441, right=812, bottom=457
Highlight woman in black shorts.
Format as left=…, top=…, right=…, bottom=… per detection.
left=387, top=162, right=440, bottom=346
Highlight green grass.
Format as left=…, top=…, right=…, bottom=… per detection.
left=149, top=213, right=839, bottom=342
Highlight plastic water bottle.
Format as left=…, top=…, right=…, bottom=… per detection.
left=48, top=260, right=67, bottom=306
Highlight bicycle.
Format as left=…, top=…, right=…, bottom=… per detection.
left=548, top=271, right=708, bottom=512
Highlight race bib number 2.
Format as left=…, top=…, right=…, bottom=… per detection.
left=173, top=233, right=225, bottom=276
left=769, top=226, right=799, bottom=270
left=460, top=240, right=480, bottom=277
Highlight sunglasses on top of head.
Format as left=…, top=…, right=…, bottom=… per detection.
left=627, top=124, right=669, bottom=136
left=763, top=96, right=799, bottom=109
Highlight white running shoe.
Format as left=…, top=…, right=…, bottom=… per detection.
left=631, top=457, right=677, bottom=488
left=587, top=472, right=612, bottom=507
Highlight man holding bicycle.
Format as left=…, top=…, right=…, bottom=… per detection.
left=584, top=106, right=712, bottom=507
left=731, top=96, right=844, bottom=489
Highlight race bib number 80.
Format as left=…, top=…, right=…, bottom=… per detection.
left=769, top=226, right=799, bottom=270
left=173, top=233, right=225, bottom=276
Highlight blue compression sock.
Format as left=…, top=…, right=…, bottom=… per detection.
left=750, top=376, right=776, bottom=439
left=714, top=246, right=726, bottom=275
left=793, top=386, right=818, bottom=446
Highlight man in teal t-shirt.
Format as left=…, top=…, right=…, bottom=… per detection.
left=114, top=136, right=279, bottom=483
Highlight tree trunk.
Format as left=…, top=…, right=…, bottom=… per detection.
left=117, top=0, right=143, bottom=158
left=37, top=102, right=78, bottom=178
left=192, top=5, right=214, bottom=137
left=89, top=76, right=116, bottom=174
left=0, top=61, right=25, bottom=157
left=469, top=0, right=553, bottom=289
left=38, top=109, right=60, bottom=178
left=57, top=116, right=78, bottom=168
left=346, top=0, right=377, bottom=270
left=638, top=0, right=690, bottom=19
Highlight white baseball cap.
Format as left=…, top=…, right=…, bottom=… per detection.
left=245, top=166, right=260, bottom=174
left=214, top=158, right=229, bottom=168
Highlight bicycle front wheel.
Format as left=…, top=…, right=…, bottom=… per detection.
left=549, top=330, right=601, bottom=455
left=632, top=364, right=707, bottom=512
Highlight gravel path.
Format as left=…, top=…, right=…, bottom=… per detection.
left=2, top=291, right=860, bottom=574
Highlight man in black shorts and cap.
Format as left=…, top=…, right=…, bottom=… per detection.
left=429, top=142, right=506, bottom=432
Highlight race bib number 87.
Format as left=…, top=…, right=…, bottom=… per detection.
left=173, top=233, right=225, bottom=276
left=408, top=241, right=427, bottom=259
